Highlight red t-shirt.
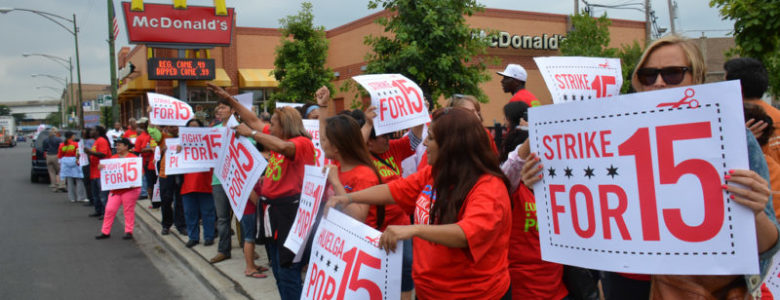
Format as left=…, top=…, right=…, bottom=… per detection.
left=510, top=89, right=540, bottom=107
left=133, top=131, right=154, bottom=171
left=262, top=124, right=271, bottom=134
left=244, top=200, right=257, bottom=216
left=387, top=166, right=512, bottom=299
left=123, top=129, right=138, bottom=139
left=261, top=136, right=315, bottom=199
left=508, top=184, right=568, bottom=300
left=107, top=153, right=139, bottom=194
left=58, top=140, right=78, bottom=159
left=367, top=157, right=411, bottom=231
left=338, top=164, right=408, bottom=230
left=374, top=135, right=415, bottom=177
left=181, top=171, right=213, bottom=195
left=89, top=137, right=112, bottom=179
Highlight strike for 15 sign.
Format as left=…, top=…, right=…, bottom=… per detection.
left=303, top=209, right=402, bottom=300
left=303, top=120, right=336, bottom=168
left=215, top=130, right=267, bottom=221
left=285, top=165, right=329, bottom=261
left=178, top=127, right=225, bottom=169
left=147, top=92, right=194, bottom=126
left=352, top=74, right=430, bottom=135
left=100, top=157, right=143, bottom=191
left=528, top=81, right=758, bottom=275
left=534, top=57, right=623, bottom=104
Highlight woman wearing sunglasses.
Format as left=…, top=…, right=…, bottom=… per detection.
left=520, top=35, right=779, bottom=299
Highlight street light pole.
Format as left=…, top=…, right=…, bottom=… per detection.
left=22, top=53, right=74, bottom=124
left=32, top=74, right=68, bottom=126
left=0, top=8, right=84, bottom=129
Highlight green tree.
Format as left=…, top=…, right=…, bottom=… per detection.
left=11, top=113, right=26, bottom=123
left=359, top=0, right=492, bottom=110
left=560, top=12, right=644, bottom=93
left=710, top=0, right=780, bottom=97
left=45, top=112, right=61, bottom=127
left=100, top=107, right=113, bottom=128
left=0, top=105, right=10, bottom=116
left=271, top=2, right=334, bottom=106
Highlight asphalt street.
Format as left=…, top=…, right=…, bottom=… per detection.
left=0, top=144, right=214, bottom=299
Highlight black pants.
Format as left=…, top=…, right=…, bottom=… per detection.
left=159, top=175, right=185, bottom=230
left=600, top=271, right=651, bottom=300
left=81, top=166, right=93, bottom=202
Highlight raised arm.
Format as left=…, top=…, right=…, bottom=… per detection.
left=316, top=86, right=332, bottom=143
left=234, top=124, right=297, bottom=158
left=207, top=83, right=265, bottom=131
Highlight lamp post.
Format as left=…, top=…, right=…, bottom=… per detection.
left=32, top=74, right=68, bottom=126
left=23, top=53, right=74, bottom=115
left=1, top=7, right=84, bottom=129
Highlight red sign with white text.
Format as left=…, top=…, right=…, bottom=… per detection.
left=122, top=2, right=234, bottom=46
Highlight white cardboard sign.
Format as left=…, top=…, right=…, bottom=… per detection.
left=215, top=129, right=268, bottom=221
left=284, top=165, right=329, bottom=259
left=303, top=209, right=402, bottom=300
left=100, top=157, right=143, bottom=191
left=529, top=81, right=757, bottom=275
left=303, top=120, right=336, bottom=168
left=352, top=74, right=430, bottom=135
left=163, top=138, right=210, bottom=175
left=534, top=56, right=623, bottom=104
left=179, top=127, right=225, bottom=169
left=78, top=141, right=89, bottom=166
left=151, top=182, right=161, bottom=203
left=147, top=92, right=194, bottom=126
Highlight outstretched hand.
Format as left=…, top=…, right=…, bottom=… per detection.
left=206, top=83, right=234, bottom=104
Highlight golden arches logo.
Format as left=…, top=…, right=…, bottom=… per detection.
left=130, top=0, right=227, bottom=16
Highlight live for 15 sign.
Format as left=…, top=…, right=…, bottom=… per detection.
left=528, top=81, right=758, bottom=275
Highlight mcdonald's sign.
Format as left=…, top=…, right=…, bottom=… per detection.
left=121, top=1, right=234, bottom=46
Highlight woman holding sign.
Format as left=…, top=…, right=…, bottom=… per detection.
left=520, top=35, right=780, bottom=300
left=328, top=107, right=513, bottom=299
left=95, top=138, right=141, bottom=240
left=208, top=83, right=315, bottom=300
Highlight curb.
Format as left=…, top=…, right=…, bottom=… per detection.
left=134, top=203, right=251, bottom=300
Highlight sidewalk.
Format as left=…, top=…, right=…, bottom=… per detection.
left=134, top=199, right=280, bottom=300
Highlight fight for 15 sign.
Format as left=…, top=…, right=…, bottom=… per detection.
left=529, top=81, right=758, bottom=275
left=100, top=157, right=143, bottom=191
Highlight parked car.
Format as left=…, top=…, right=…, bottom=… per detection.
left=17, top=135, right=26, bottom=142
left=31, top=129, right=81, bottom=183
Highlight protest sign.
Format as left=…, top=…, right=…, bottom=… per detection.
left=284, top=165, right=329, bottom=259
left=147, top=92, right=194, bottom=126
left=303, top=209, right=402, bottom=300
left=78, top=140, right=89, bottom=166
left=163, top=138, right=210, bottom=175
left=303, top=120, right=336, bottom=168
left=352, top=74, right=430, bottom=135
left=215, top=129, right=267, bottom=220
left=151, top=182, right=161, bottom=203
left=234, top=92, right=254, bottom=111
left=179, top=127, right=225, bottom=169
left=533, top=57, right=623, bottom=104
left=276, top=102, right=304, bottom=109
left=100, top=157, right=143, bottom=191
left=528, top=81, right=757, bottom=274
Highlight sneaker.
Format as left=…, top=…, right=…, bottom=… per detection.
left=89, top=212, right=101, bottom=217
left=185, top=240, right=199, bottom=248
left=204, top=239, right=214, bottom=246
left=95, top=233, right=110, bottom=240
left=81, top=198, right=90, bottom=203
left=122, top=233, right=133, bottom=240
left=161, top=228, right=170, bottom=235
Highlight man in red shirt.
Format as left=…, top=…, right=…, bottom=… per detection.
left=133, top=117, right=156, bottom=201
left=498, top=63, right=540, bottom=107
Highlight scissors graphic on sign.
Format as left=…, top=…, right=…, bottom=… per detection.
left=656, top=88, right=700, bottom=109
left=598, top=60, right=609, bottom=68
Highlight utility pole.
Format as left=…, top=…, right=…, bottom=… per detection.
left=667, top=0, right=677, bottom=35
left=107, top=0, right=119, bottom=124
left=645, top=0, right=652, bottom=44
left=575, top=0, right=579, bottom=14
left=73, top=14, right=84, bottom=129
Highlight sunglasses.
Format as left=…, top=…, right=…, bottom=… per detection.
left=636, top=66, right=691, bottom=86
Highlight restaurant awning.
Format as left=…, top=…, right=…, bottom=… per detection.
left=183, top=68, right=232, bottom=87
left=238, top=69, right=278, bottom=88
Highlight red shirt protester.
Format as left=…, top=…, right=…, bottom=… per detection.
left=387, top=166, right=511, bottom=299
left=261, top=136, right=316, bottom=199
left=510, top=89, right=540, bottom=107
left=57, top=140, right=79, bottom=159
left=509, top=185, right=568, bottom=299
left=133, top=131, right=154, bottom=171
left=89, top=137, right=111, bottom=179
left=123, top=128, right=137, bottom=139
left=181, top=171, right=213, bottom=195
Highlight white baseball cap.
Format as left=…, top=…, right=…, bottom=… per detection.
left=497, top=64, right=528, bottom=82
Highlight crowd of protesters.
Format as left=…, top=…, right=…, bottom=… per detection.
left=34, top=35, right=780, bottom=299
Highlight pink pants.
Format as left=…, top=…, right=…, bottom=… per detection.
left=101, top=188, right=141, bottom=235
